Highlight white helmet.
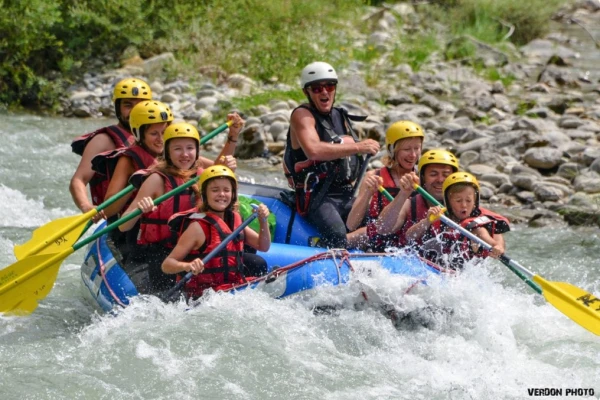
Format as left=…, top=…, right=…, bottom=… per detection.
left=300, top=62, right=338, bottom=88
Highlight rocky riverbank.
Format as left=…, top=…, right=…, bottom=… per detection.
left=62, top=1, right=600, bottom=228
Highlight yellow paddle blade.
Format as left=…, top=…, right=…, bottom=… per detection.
left=0, top=250, right=72, bottom=315
left=14, top=209, right=96, bottom=260
left=533, top=275, right=600, bottom=336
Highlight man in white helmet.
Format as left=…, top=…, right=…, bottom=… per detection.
left=283, top=62, right=380, bottom=248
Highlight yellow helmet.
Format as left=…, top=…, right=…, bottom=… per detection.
left=199, top=166, right=238, bottom=206
left=443, top=172, right=480, bottom=212
left=443, top=172, right=480, bottom=197
left=418, top=149, right=459, bottom=173
left=163, top=123, right=200, bottom=165
left=199, top=165, right=237, bottom=189
left=163, top=123, right=200, bottom=145
left=385, top=121, right=424, bottom=159
left=112, top=78, right=152, bottom=102
left=129, top=101, right=174, bottom=142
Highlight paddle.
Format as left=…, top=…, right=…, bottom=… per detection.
left=162, top=208, right=259, bottom=302
left=0, top=175, right=204, bottom=316
left=13, top=185, right=135, bottom=261
left=411, top=183, right=600, bottom=336
left=13, top=120, right=233, bottom=260
left=352, top=154, right=372, bottom=198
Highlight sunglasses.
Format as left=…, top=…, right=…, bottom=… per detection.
left=308, top=83, right=337, bottom=94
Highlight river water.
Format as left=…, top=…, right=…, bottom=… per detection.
left=0, top=112, right=598, bottom=399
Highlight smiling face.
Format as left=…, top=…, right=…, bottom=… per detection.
left=447, top=185, right=477, bottom=221
left=304, top=80, right=336, bottom=113
left=167, top=137, right=197, bottom=170
left=205, top=177, right=233, bottom=212
left=422, top=164, right=455, bottom=202
left=142, top=122, right=168, bottom=156
left=393, top=137, right=422, bottom=171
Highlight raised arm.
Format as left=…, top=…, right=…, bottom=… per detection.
left=346, top=171, right=381, bottom=231
left=375, top=172, right=418, bottom=234
left=405, top=205, right=444, bottom=241
left=243, top=204, right=271, bottom=252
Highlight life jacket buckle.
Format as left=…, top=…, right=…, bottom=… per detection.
left=304, top=172, right=318, bottom=193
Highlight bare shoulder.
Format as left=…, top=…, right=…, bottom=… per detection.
left=140, top=172, right=165, bottom=196
left=183, top=221, right=205, bottom=247
left=290, top=107, right=314, bottom=125
left=115, top=155, right=136, bottom=175
left=144, top=171, right=165, bottom=185
left=87, top=130, right=117, bottom=152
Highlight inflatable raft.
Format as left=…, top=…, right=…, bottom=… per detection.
left=80, top=183, right=441, bottom=312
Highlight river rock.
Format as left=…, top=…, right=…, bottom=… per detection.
left=523, top=147, right=563, bottom=169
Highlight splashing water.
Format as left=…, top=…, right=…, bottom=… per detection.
left=0, top=114, right=598, bottom=399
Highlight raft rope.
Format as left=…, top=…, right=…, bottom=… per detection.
left=96, top=239, right=127, bottom=308
left=327, top=249, right=351, bottom=284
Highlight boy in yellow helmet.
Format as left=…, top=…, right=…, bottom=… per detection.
left=410, top=172, right=510, bottom=269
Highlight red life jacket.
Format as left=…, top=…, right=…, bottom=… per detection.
left=394, top=194, right=433, bottom=247
left=91, top=144, right=157, bottom=213
left=71, top=125, right=135, bottom=205
left=365, top=167, right=401, bottom=251
left=282, top=104, right=364, bottom=216
left=137, top=171, right=198, bottom=247
left=182, top=211, right=246, bottom=298
left=422, top=207, right=511, bottom=269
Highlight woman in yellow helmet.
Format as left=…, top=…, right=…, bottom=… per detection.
left=346, top=120, right=424, bottom=250
left=162, top=166, right=271, bottom=299
left=409, top=172, right=510, bottom=270
left=116, top=114, right=244, bottom=294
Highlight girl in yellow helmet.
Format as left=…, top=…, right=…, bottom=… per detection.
left=116, top=113, right=244, bottom=294
left=162, top=166, right=271, bottom=299
left=346, top=120, right=424, bottom=250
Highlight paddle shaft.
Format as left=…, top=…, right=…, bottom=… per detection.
left=164, top=212, right=259, bottom=299
left=15, top=121, right=232, bottom=259
left=352, top=155, right=372, bottom=198
left=201, top=120, right=233, bottom=143
left=0, top=176, right=202, bottom=296
left=77, top=177, right=204, bottom=252
left=411, top=184, right=542, bottom=294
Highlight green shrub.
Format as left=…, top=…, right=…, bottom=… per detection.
left=0, top=0, right=571, bottom=109
left=446, top=0, right=566, bottom=45
left=0, top=0, right=63, bottom=106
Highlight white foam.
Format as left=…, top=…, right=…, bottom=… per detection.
left=0, top=184, right=72, bottom=228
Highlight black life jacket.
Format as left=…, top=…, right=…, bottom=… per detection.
left=282, top=104, right=365, bottom=216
